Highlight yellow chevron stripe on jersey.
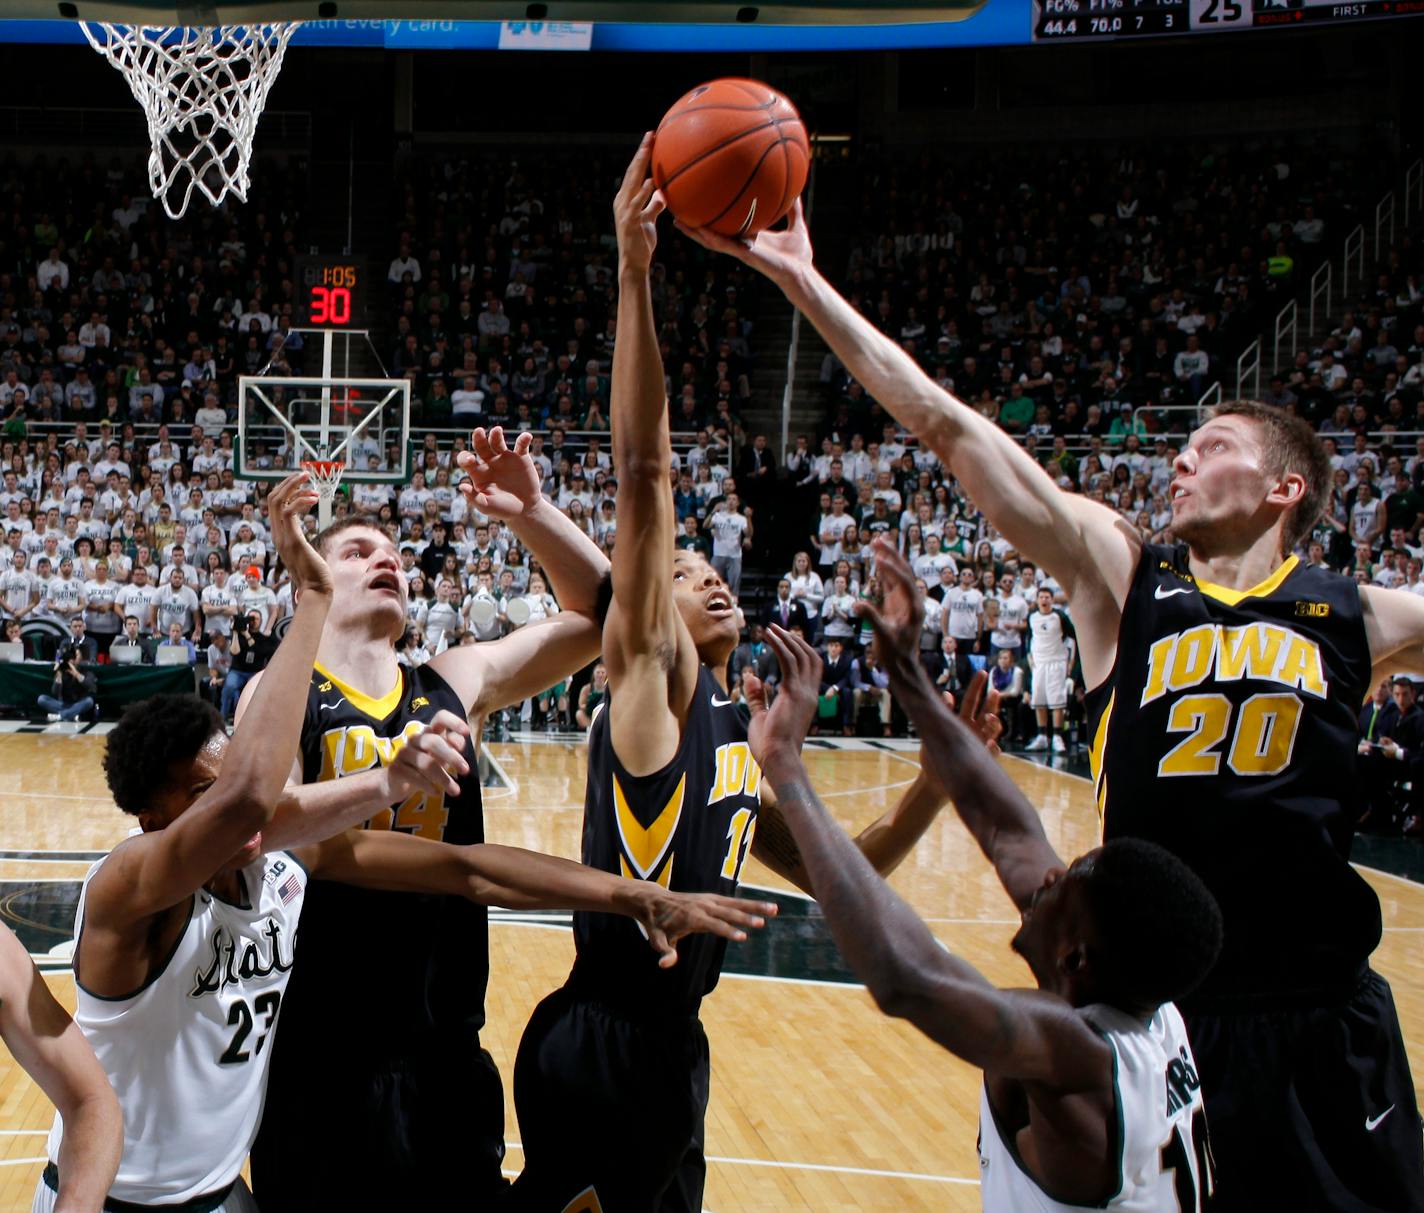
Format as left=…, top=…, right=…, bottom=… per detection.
left=314, top=661, right=403, bottom=721
left=613, top=772, right=685, bottom=880
left=1090, top=690, right=1114, bottom=825
left=560, top=1186, right=605, bottom=1213
left=619, top=852, right=674, bottom=889
left=1194, top=555, right=1298, bottom=606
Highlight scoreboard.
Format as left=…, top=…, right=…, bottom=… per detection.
left=1033, top=0, right=1424, bottom=41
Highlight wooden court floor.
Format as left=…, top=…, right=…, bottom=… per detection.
left=0, top=732, right=1418, bottom=1211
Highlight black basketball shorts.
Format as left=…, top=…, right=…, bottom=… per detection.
left=504, top=984, right=711, bottom=1213
left=251, top=1038, right=508, bottom=1211
left=1186, top=968, right=1424, bottom=1212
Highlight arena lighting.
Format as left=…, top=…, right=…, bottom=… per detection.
left=35, top=0, right=988, bottom=22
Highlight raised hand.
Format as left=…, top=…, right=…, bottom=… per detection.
left=266, top=471, right=331, bottom=597
left=638, top=889, right=777, bottom=969
left=456, top=426, right=542, bottom=520
left=381, top=709, right=472, bottom=801
left=957, top=670, right=1004, bottom=757
left=614, top=132, right=666, bottom=275
left=854, top=536, right=922, bottom=662
left=674, top=197, right=815, bottom=287
left=746, top=623, right=823, bottom=769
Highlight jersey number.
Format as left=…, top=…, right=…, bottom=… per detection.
left=720, top=807, right=757, bottom=882
left=1160, top=1108, right=1214, bottom=1211
left=367, top=790, right=450, bottom=841
left=218, top=992, right=281, bottom=1065
left=1158, top=693, right=1303, bottom=778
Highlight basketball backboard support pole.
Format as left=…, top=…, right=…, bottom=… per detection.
left=238, top=327, right=411, bottom=528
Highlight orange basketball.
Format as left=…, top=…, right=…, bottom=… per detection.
left=652, top=78, right=810, bottom=239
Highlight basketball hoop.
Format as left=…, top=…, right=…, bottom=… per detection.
left=82, top=22, right=302, bottom=220
left=300, top=459, right=345, bottom=528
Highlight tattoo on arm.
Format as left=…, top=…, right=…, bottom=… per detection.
left=754, top=799, right=805, bottom=879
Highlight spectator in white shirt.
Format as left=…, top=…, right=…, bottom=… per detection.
left=36, top=249, right=69, bottom=293
left=704, top=494, right=751, bottom=598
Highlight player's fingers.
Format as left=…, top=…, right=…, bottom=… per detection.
left=621, top=132, right=655, bottom=193
left=391, top=759, right=451, bottom=800
left=402, top=749, right=462, bottom=796
left=644, top=190, right=667, bottom=221
left=513, top=430, right=532, bottom=456
left=428, top=708, right=471, bottom=738
left=472, top=428, right=496, bottom=463
left=648, top=928, right=679, bottom=968
left=407, top=732, right=470, bottom=778
left=742, top=672, right=765, bottom=715
left=704, top=895, right=772, bottom=927
left=961, top=670, right=986, bottom=720
left=785, top=197, right=806, bottom=231
left=763, top=624, right=794, bottom=676
left=489, top=426, right=509, bottom=456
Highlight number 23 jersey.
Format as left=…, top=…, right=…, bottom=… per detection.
left=1085, top=544, right=1380, bottom=1000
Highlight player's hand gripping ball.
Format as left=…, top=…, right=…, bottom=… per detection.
left=652, top=78, right=810, bottom=239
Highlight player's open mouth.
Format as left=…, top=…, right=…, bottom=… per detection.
left=1170, top=484, right=1188, bottom=501
left=369, top=573, right=403, bottom=594
left=706, top=592, right=734, bottom=615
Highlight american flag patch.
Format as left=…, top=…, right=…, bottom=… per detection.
left=278, top=875, right=301, bottom=905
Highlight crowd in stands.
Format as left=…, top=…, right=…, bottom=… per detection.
left=2, top=137, right=1424, bottom=816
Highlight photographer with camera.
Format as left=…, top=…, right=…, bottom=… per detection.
left=221, top=609, right=278, bottom=722
left=37, top=627, right=97, bottom=722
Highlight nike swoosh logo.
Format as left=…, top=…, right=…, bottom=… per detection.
left=1366, top=1105, right=1395, bottom=1131
left=1154, top=585, right=1193, bottom=600
left=710, top=695, right=734, bottom=707
left=318, top=699, right=347, bottom=712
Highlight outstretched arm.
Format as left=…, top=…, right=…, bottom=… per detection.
left=860, top=538, right=1063, bottom=910
left=1361, top=584, right=1424, bottom=685
left=433, top=426, right=607, bottom=714
left=87, top=473, right=333, bottom=927
left=603, top=134, right=699, bottom=775
left=0, top=926, right=120, bottom=1213
left=747, top=626, right=1110, bottom=1090
left=678, top=205, right=1139, bottom=688
left=297, top=829, right=775, bottom=970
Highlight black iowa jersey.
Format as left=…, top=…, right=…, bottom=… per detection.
left=272, top=661, right=487, bottom=1062
left=572, top=666, right=762, bottom=1012
left=1086, top=543, right=1381, bottom=1002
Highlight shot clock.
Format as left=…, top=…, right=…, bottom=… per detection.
left=294, top=255, right=366, bottom=328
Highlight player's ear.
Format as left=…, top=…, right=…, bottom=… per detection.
left=1266, top=470, right=1306, bottom=508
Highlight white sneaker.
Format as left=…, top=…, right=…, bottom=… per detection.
left=1025, top=735, right=1048, bottom=751
left=45, top=713, right=61, bottom=722
left=1052, top=735, right=1066, bottom=753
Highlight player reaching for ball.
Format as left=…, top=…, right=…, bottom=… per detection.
left=241, top=429, right=619, bottom=1212
left=504, top=136, right=971, bottom=1213
left=680, top=200, right=1424, bottom=1209
left=39, top=473, right=769, bottom=1213
left=743, top=539, right=1223, bottom=1212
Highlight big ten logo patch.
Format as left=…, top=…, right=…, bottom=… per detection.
left=318, top=722, right=450, bottom=840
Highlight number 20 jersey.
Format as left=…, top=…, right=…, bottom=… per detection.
left=572, top=666, right=762, bottom=1012
left=1085, top=544, right=1380, bottom=1002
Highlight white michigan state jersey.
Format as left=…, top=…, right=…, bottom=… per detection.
left=978, top=1002, right=1211, bottom=1212
left=1029, top=608, right=1074, bottom=664
left=48, top=850, right=305, bottom=1204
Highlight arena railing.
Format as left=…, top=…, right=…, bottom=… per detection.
left=1198, top=157, right=1424, bottom=408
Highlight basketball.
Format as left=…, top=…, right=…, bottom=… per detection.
left=652, top=78, right=810, bottom=238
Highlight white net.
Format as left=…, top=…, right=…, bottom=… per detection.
left=82, top=22, right=302, bottom=220
left=300, top=459, right=346, bottom=528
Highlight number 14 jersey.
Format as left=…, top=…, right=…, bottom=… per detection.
left=1085, top=544, right=1379, bottom=1003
